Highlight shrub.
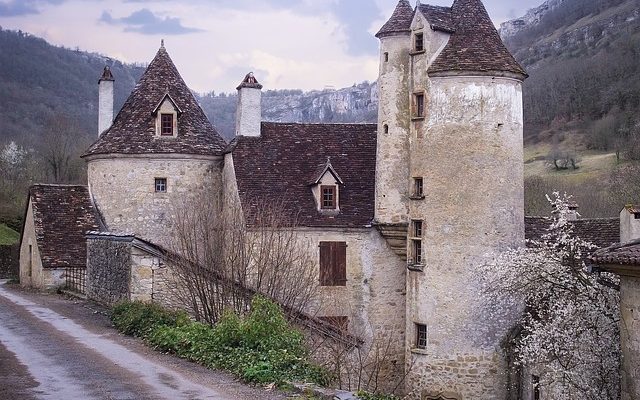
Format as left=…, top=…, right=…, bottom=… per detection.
left=111, top=301, right=186, bottom=339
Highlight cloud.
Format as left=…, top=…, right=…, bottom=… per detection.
left=99, top=8, right=204, bottom=35
left=0, top=0, right=63, bottom=17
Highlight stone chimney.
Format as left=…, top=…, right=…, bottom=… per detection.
left=620, top=205, right=640, bottom=243
left=235, top=72, right=262, bottom=137
left=98, top=66, right=115, bottom=136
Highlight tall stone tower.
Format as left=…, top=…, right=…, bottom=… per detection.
left=375, top=1, right=527, bottom=398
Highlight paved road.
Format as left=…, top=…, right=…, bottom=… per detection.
left=0, top=282, right=285, bottom=400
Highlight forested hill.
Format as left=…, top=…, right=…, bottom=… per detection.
left=500, top=0, right=640, bottom=148
left=0, top=29, right=145, bottom=143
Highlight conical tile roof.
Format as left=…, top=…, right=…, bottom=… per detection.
left=376, top=0, right=415, bottom=38
left=428, top=0, right=527, bottom=78
left=84, top=46, right=227, bottom=157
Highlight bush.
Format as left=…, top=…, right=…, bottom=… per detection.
left=112, top=296, right=331, bottom=387
left=111, top=301, right=186, bottom=339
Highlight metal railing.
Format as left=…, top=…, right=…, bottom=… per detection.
left=64, top=267, right=86, bottom=295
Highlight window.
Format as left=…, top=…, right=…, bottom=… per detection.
left=634, top=212, right=640, bottom=220
left=383, top=124, right=389, bottom=134
left=412, top=239, right=423, bottom=265
left=161, top=114, right=174, bottom=136
left=413, top=177, right=424, bottom=198
left=414, top=32, right=424, bottom=52
left=155, top=178, right=167, bottom=193
left=413, top=220, right=423, bottom=237
left=321, top=185, right=336, bottom=209
left=28, top=244, right=32, bottom=277
left=532, top=375, right=540, bottom=400
left=319, top=316, right=348, bottom=331
left=413, top=93, right=425, bottom=118
left=319, top=241, right=347, bottom=286
left=384, top=52, right=389, bottom=62
left=416, top=323, right=427, bottom=349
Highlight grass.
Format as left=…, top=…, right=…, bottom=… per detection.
left=0, top=223, right=19, bottom=246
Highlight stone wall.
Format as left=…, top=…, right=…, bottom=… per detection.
left=87, top=155, right=222, bottom=247
left=0, top=244, right=19, bottom=279
left=86, top=236, right=131, bottom=305
left=620, top=276, right=640, bottom=400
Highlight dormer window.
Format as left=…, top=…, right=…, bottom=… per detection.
left=310, top=158, right=343, bottom=213
left=153, top=93, right=181, bottom=138
left=321, top=186, right=336, bottom=209
left=161, top=114, right=174, bottom=136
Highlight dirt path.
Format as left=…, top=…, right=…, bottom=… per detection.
left=0, top=282, right=287, bottom=400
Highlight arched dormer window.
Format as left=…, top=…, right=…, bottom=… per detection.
left=309, top=158, right=343, bottom=214
left=153, top=94, right=182, bottom=137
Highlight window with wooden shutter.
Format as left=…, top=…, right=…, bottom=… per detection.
left=319, top=241, right=347, bottom=286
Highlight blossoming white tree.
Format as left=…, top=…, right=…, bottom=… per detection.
left=479, top=193, right=620, bottom=399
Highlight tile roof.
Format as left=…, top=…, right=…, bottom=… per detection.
left=418, top=5, right=455, bottom=33
left=25, top=185, right=101, bottom=269
left=427, top=0, right=527, bottom=78
left=84, top=46, right=227, bottom=158
left=376, top=0, right=415, bottom=38
left=231, top=122, right=377, bottom=228
left=590, top=240, right=640, bottom=266
left=525, top=217, right=620, bottom=249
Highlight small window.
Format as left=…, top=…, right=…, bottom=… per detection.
left=383, top=124, right=389, bottom=134
left=28, top=244, right=33, bottom=277
left=414, top=33, right=424, bottom=52
left=532, top=375, right=540, bottom=400
left=413, top=93, right=425, bottom=118
left=161, top=114, right=174, bottom=136
left=321, top=185, right=336, bottom=209
left=416, top=323, right=427, bottom=349
left=384, top=52, right=389, bottom=62
left=413, top=220, right=423, bottom=237
left=412, top=239, right=422, bottom=265
left=319, top=316, right=348, bottom=331
left=155, top=178, right=167, bottom=193
left=319, top=241, right=347, bottom=286
left=413, top=177, right=424, bottom=198
left=634, top=212, right=640, bottom=220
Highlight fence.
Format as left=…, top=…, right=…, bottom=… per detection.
left=64, top=267, right=86, bottom=295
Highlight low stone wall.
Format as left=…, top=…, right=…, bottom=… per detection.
left=0, top=244, right=19, bottom=279
left=87, top=236, right=132, bottom=305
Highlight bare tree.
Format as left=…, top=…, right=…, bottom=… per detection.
left=167, top=189, right=318, bottom=325
left=39, top=115, right=89, bottom=183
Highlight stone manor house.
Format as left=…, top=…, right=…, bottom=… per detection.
left=18, top=0, right=634, bottom=398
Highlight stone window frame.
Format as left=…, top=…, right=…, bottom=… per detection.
left=160, top=114, right=174, bottom=136
left=153, top=94, right=181, bottom=138
left=411, top=177, right=425, bottom=200
left=412, top=91, right=426, bottom=120
left=383, top=52, right=389, bottom=62
left=154, top=177, right=167, bottom=193
left=413, top=31, right=425, bottom=53
left=415, top=323, right=428, bottom=349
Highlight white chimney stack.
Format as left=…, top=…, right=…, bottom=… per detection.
left=621, top=205, right=640, bottom=243
left=235, top=72, right=262, bottom=137
left=98, top=66, right=115, bottom=136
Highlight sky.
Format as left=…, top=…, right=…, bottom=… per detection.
left=0, top=0, right=543, bottom=93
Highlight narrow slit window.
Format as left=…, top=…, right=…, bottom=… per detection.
left=412, top=239, right=422, bottom=265
left=413, top=177, right=424, bottom=198
left=384, top=52, right=389, bottom=62
left=28, top=244, right=33, bottom=277
left=414, top=33, right=424, bottom=52
left=414, top=93, right=425, bottom=118
left=155, top=178, right=167, bottom=193
left=416, top=323, right=427, bottom=349
left=383, top=124, right=389, bottom=134
left=161, top=114, right=174, bottom=136
left=321, top=185, right=336, bottom=209
left=413, top=220, right=423, bottom=237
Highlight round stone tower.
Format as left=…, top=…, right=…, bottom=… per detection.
left=375, top=0, right=528, bottom=398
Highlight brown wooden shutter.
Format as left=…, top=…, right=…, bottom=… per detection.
left=334, top=242, right=347, bottom=286
left=319, top=242, right=331, bottom=286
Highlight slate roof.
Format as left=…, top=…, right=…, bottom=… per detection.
left=418, top=4, right=455, bottom=33
left=590, top=240, right=640, bottom=266
left=376, top=0, right=415, bottom=38
left=24, top=185, right=100, bottom=269
left=84, top=46, right=227, bottom=157
left=231, top=122, right=377, bottom=228
left=525, top=217, right=620, bottom=249
left=428, top=0, right=527, bottom=78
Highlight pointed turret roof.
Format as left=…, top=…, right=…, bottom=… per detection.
left=84, top=45, right=227, bottom=158
left=99, top=66, right=114, bottom=82
left=376, top=0, right=415, bottom=38
left=427, top=0, right=527, bottom=79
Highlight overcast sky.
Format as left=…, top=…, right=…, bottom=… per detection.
left=0, top=0, right=543, bottom=93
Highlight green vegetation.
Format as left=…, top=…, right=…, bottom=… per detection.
left=0, top=223, right=19, bottom=245
left=111, top=296, right=330, bottom=387
left=355, top=391, right=399, bottom=400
